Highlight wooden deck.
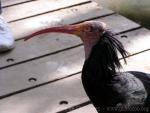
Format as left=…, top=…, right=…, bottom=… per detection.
left=0, top=0, right=150, bottom=113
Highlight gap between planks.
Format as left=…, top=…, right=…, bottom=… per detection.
left=0, top=0, right=149, bottom=104
left=0, top=0, right=149, bottom=112
left=0, top=27, right=149, bottom=69
left=0, top=25, right=149, bottom=96
left=3, top=0, right=91, bottom=23
left=0, top=2, right=115, bottom=69
left=1, top=0, right=38, bottom=8
left=9, top=2, right=114, bottom=40
left=1, top=48, right=149, bottom=100
left=0, top=46, right=150, bottom=99
left=57, top=49, right=150, bottom=113
left=0, top=50, right=150, bottom=113
left=0, top=12, right=141, bottom=69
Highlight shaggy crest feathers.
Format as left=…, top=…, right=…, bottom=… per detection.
left=86, top=30, right=129, bottom=74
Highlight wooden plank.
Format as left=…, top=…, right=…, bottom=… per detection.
left=0, top=51, right=150, bottom=113
left=0, top=4, right=140, bottom=69
left=0, top=2, right=114, bottom=68
left=117, top=28, right=150, bottom=54
left=9, top=2, right=114, bottom=40
left=121, top=51, right=150, bottom=73
left=0, top=46, right=85, bottom=96
left=0, top=74, right=89, bottom=113
left=0, top=28, right=149, bottom=69
left=0, top=34, right=82, bottom=68
left=2, top=0, right=90, bottom=22
left=95, top=14, right=140, bottom=33
left=68, top=104, right=97, bottom=113
left=0, top=43, right=150, bottom=97
left=1, top=0, right=32, bottom=7
left=0, top=1, right=143, bottom=96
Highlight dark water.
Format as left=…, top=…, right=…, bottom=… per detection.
left=94, top=0, right=150, bottom=29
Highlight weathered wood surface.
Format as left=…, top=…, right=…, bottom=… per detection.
left=0, top=74, right=89, bottom=113
left=0, top=1, right=149, bottom=95
left=0, top=37, right=150, bottom=97
left=0, top=15, right=142, bottom=68
left=1, top=0, right=31, bottom=7
left=68, top=104, right=97, bottom=113
left=8, top=2, right=114, bottom=40
left=95, top=14, right=140, bottom=33
left=0, top=0, right=150, bottom=113
left=2, top=0, right=90, bottom=22
left=121, top=51, right=150, bottom=73
left=0, top=46, right=84, bottom=96
left=0, top=50, right=150, bottom=113
left=117, top=28, right=150, bottom=54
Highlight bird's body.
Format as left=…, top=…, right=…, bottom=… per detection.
left=25, top=21, right=150, bottom=113
left=81, top=31, right=149, bottom=112
left=82, top=71, right=149, bottom=112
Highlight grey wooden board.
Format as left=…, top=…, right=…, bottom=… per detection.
left=0, top=41, right=150, bottom=97
left=0, top=74, right=89, bottom=113
left=117, top=28, right=150, bottom=54
left=121, top=51, right=150, bottom=73
left=0, top=2, right=114, bottom=68
left=68, top=104, right=97, bottom=113
left=0, top=34, right=81, bottom=68
left=0, top=46, right=85, bottom=96
left=95, top=13, right=140, bottom=33
left=0, top=0, right=143, bottom=96
left=2, top=0, right=90, bottom=22
left=0, top=28, right=149, bottom=69
left=8, top=2, right=114, bottom=40
left=1, top=0, right=32, bottom=7
left=0, top=51, right=150, bottom=113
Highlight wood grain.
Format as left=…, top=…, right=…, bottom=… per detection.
left=9, top=2, right=113, bottom=40
left=0, top=46, right=150, bottom=97
left=2, top=0, right=90, bottom=22
left=0, top=46, right=84, bottom=96
left=95, top=14, right=140, bottom=33
left=68, top=104, right=97, bottom=113
left=0, top=50, right=150, bottom=112
left=0, top=74, right=89, bottom=113
left=1, top=0, right=31, bottom=7
left=0, top=28, right=149, bottom=69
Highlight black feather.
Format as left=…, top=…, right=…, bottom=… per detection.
left=94, top=30, right=128, bottom=70
left=83, top=30, right=129, bottom=80
left=82, top=30, right=129, bottom=106
left=81, top=30, right=149, bottom=113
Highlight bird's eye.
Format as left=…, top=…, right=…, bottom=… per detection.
left=84, top=26, right=93, bottom=32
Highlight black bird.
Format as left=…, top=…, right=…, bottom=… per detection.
left=25, top=21, right=150, bottom=113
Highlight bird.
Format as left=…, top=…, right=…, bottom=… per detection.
left=25, top=21, right=150, bottom=113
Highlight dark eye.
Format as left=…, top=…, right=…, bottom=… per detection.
left=84, top=26, right=93, bottom=32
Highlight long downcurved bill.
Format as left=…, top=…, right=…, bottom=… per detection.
left=24, top=25, right=80, bottom=41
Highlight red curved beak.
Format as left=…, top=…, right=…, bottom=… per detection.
left=24, top=25, right=81, bottom=41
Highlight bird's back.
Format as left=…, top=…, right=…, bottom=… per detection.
left=111, top=72, right=147, bottom=106
left=81, top=71, right=149, bottom=113
left=128, top=71, right=150, bottom=106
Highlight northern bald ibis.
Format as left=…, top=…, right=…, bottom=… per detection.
left=25, top=21, right=150, bottom=113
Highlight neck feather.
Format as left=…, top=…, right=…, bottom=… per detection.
left=82, top=31, right=128, bottom=80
